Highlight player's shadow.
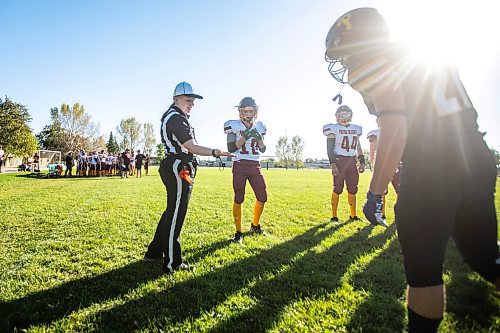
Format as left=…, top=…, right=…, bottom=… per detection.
left=346, top=235, right=407, bottom=333
left=0, top=237, right=233, bottom=331
left=78, top=223, right=343, bottom=331
left=442, top=240, right=499, bottom=331
left=205, top=224, right=397, bottom=333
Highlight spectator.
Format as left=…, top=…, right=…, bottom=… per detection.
left=135, top=150, right=146, bottom=178
left=65, top=152, right=74, bottom=177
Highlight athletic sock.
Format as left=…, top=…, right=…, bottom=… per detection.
left=233, top=202, right=242, bottom=232
left=407, top=307, right=442, bottom=333
left=253, top=201, right=265, bottom=226
left=348, top=193, right=357, bottom=217
left=331, top=192, right=340, bottom=218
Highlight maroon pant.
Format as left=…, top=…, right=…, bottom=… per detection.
left=232, top=160, right=267, bottom=204
left=333, top=156, right=358, bottom=195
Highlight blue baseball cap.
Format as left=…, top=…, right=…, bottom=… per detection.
left=173, top=82, right=203, bottom=99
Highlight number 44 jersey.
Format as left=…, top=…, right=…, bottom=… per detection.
left=224, top=120, right=267, bottom=162
left=323, top=123, right=362, bottom=157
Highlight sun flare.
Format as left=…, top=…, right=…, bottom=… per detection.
left=378, top=0, right=499, bottom=68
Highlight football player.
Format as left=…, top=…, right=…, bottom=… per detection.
left=224, top=97, right=268, bottom=244
left=325, top=8, right=499, bottom=333
left=323, top=105, right=366, bottom=223
left=366, top=124, right=401, bottom=221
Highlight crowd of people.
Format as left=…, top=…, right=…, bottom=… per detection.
left=64, top=149, right=151, bottom=178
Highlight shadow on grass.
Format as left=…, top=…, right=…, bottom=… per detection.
left=72, top=222, right=397, bottom=332
left=0, top=237, right=233, bottom=331
left=346, top=234, right=407, bottom=333
left=442, top=241, right=499, bottom=332
left=205, top=224, right=397, bottom=333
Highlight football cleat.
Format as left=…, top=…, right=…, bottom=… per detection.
left=250, top=224, right=267, bottom=236
left=330, top=217, right=339, bottom=223
left=233, top=231, right=243, bottom=244
left=349, top=216, right=363, bottom=222
left=164, top=261, right=194, bottom=274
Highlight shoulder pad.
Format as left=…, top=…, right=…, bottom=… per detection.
left=322, top=123, right=335, bottom=136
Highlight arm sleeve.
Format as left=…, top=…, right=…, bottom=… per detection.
left=167, top=115, right=193, bottom=144
left=327, top=137, right=336, bottom=164
left=227, top=133, right=238, bottom=153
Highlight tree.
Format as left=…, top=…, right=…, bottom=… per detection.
left=0, top=96, right=38, bottom=157
left=142, top=123, right=156, bottom=154
left=106, top=132, right=120, bottom=153
left=290, top=135, right=305, bottom=169
left=275, top=136, right=292, bottom=169
left=156, top=143, right=165, bottom=162
left=36, top=122, right=65, bottom=151
left=46, top=103, right=98, bottom=153
left=90, top=135, right=107, bottom=151
left=117, top=117, right=142, bottom=151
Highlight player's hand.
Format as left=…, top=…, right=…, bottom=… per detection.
left=213, top=149, right=235, bottom=158
left=358, top=163, right=365, bottom=173
left=250, top=128, right=263, bottom=141
left=331, top=163, right=339, bottom=176
left=363, top=191, right=388, bottom=227
left=241, top=129, right=252, bottom=140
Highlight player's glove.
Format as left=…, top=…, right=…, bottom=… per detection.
left=250, top=128, right=263, bottom=141
left=363, top=191, right=388, bottom=227
left=241, top=129, right=252, bottom=140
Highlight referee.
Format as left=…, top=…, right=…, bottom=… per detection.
left=145, top=81, right=233, bottom=274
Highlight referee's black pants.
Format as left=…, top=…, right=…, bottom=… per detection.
left=146, top=155, right=196, bottom=272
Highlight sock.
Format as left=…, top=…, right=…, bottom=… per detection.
left=253, top=201, right=265, bottom=226
left=233, top=202, right=242, bottom=232
left=348, top=193, right=357, bottom=217
left=331, top=192, right=340, bottom=218
left=382, top=194, right=386, bottom=216
left=408, top=307, right=442, bottom=333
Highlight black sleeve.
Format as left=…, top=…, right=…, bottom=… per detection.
left=227, top=133, right=238, bottom=153
left=228, top=142, right=238, bottom=153
left=327, top=137, right=336, bottom=164
left=167, top=115, right=193, bottom=144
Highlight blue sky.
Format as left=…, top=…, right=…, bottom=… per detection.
left=1, top=0, right=499, bottom=158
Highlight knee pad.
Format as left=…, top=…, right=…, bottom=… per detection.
left=346, top=185, right=358, bottom=195
left=404, top=256, right=444, bottom=288
left=234, top=193, right=245, bottom=205
left=256, top=192, right=267, bottom=204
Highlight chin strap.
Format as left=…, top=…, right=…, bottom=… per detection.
left=332, top=84, right=345, bottom=105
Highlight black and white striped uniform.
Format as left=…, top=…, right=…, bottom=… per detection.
left=146, top=105, right=198, bottom=273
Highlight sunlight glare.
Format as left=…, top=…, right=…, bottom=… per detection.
left=378, top=1, right=498, bottom=68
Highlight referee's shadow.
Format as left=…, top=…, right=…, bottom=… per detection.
left=0, top=236, right=233, bottom=331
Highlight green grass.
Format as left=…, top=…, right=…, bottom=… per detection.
left=0, top=168, right=498, bottom=332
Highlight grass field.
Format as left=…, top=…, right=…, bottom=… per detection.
left=0, top=167, right=499, bottom=332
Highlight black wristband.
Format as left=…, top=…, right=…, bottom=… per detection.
left=358, top=155, right=366, bottom=164
left=211, top=149, right=217, bottom=158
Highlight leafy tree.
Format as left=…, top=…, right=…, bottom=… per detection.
left=290, top=135, right=305, bottom=169
left=0, top=96, right=38, bottom=157
left=117, top=117, right=142, bottom=151
left=46, top=103, right=98, bottom=153
left=142, top=123, right=156, bottom=155
left=106, top=132, right=120, bottom=153
left=90, top=135, right=107, bottom=151
left=275, top=136, right=292, bottom=169
left=155, top=143, right=165, bottom=162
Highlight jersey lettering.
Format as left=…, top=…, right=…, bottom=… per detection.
left=240, top=139, right=259, bottom=155
left=340, top=135, right=358, bottom=152
left=433, top=69, right=473, bottom=116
